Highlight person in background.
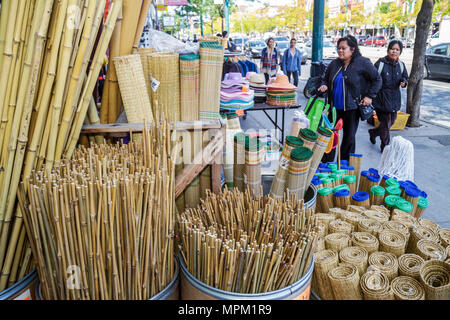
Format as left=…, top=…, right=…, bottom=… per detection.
left=193, top=34, right=198, bottom=43
left=228, top=37, right=237, bottom=52
left=369, top=39, right=408, bottom=152
left=260, top=37, right=279, bottom=84
left=281, top=38, right=302, bottom=87
left=318, top=35, right=382, bottom=162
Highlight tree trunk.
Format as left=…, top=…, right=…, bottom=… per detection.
left=406, top=0, right=434, bottom=127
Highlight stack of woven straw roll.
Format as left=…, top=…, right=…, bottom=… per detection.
left=312, top=204, right=450, bottom=300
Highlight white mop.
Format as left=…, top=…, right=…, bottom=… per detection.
left=378, top=136, right=414, bottom=181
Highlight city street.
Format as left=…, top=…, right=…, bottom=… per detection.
left=241, top=46, right=450, bottom=227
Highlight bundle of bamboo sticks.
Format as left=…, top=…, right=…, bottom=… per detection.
left=18, top=121, right=177, bottom=300
left=0, top=0, right=122, bottom=292
left=178, top=187, right=319, bottom=294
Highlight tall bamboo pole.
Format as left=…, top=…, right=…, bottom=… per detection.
left=0, top=0, right=19, bottom=133
left=64, top=0, right=122, bottom=159
left=132, top=0, right=151, bottom=53
left=0, top=0, right=53, bottom=269
left=0, top=0, right=11, bottom=69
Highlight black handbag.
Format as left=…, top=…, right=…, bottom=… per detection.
left=357, top=97, right=375, bottom=121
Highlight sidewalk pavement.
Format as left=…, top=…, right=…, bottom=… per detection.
left=240, top=95, right=450, bottom=229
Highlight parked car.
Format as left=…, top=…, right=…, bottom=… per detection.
left=295, top=43, right=308, bottom=64
left=424, top=43, right=450, bottom=80
left=233, top=37, right=249, bottom=53
left=304, top=40, right=338, bottom=60
left=274, top=36, right=290, bottom=43
left=356, top=35, right=369, bottom=45
left=244, top=39, right=266, bottom=59
left=364, top=36, right=386, bottom=46
left=398, top=37, right=413, bottom=48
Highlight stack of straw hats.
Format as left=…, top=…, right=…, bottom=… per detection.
left=220, top=72, right=254, bottom=111
left=267, top=75, right=297, bottom=106
left=248, top=73, right=266, bottom=103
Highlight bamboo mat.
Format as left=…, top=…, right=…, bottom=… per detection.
left=147, top=52, right=180, bottom=122
left=138, top=47, right=156, bottom=100
left=113, top=54, right=153, bottom=123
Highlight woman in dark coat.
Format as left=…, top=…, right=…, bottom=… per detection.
left=369, top=40, right=408, bottom=152
left=318, top=35, right=382, bottom=161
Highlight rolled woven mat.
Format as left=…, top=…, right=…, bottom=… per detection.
left=351, top=191, right=370, bottom=208
left=415, top=239, right=447, bottom=261
left=407, top=226, right=439, bottom=253
left=245, top=137, right=264, bottom=197
left=446, top=246, right=450, bottom=263
left=328, top=207, right=350, bottom=219
left=346, top=205, right=366, bottom=214
left=324, top=232, right=351, bottom=252
left=391, top=213, right=418, bottom=232
left=439, top=229, right=450, bottom=248
left=419, top=260, right=450, bottom=300
left=383, top=220, right=411, bottom=244
left=113, top=54, right=154, bottom=123
left=317, top=223, right=327, bottom=238
left=357, top=218, right=384, bottom=237
left=351, top=232, right=379, bottom=254
left=391, top=276, right=425, bottom=300
left=233, top=132, right=247, bottom=192
left=339, top=246, right=369, bottom=276
left=316, top=189, right=335, bottom=213
left=333, top=189, right=351, bottom=210
left=415, top=197, right=429, bottom=219
left=329, top=219, right=353, bottom=235
left=199, top=42, right=223, bottom=121
left=349, top=153, right=363, bottom=190
left=418, top=219, right=440, bottom=234
left=379, top=229, right=407, bottom=257
left=147, top=52, right=180, bottom=122
left=363, top=210, right=389, bottom=224
left=328, top=263, right=363, bottom=300
left=368, top=251, right=399, bottom=281
left=343, top=175, right=357, bottom=195
left=341, top=211, right=364, bottom=232
left=398, top=253, right=425, bottom=280
left=360, top=271, right=394, bottom=300
left=270, top=136, right=304, bottom=198
left=298, top=128, right=318, bottom=151
left=370, top=205, right=391, bottom=217
left=137, top=47, right=156, bottom=97
left=314, top=213, right=337, bottom=234
left=316, top=238, right=326, bottom=252
left=287, top=146, right=313, bottom=200
left=305, top=126, right=332, bottom=190
left=370, top=185, right=385, bottom=206
left=314, top=249, right=339, bottom=300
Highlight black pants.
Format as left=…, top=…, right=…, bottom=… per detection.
left=369, top=110, right=397, bottom=149
left=286, top=71, right=299, bottom=87
left=322, top=109, right=360, bottom=162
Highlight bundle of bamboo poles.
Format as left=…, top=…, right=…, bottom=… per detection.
left=178, top=187, right=319, bottom=294
left=18, top=121, right=177, bottom=300
left=0, top=0, right=122, bottom=292
left=100, top=0, right=152, bottom=124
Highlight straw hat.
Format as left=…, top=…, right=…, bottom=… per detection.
left=222, top=72, right=248, bottom=86
left=249, top=73, right=266, bottom=87
left=246, top=71, right=257, bottom=80
left=267, top=74, right=297, bottom=90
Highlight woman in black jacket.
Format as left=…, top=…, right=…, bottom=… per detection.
left=369, top=40, right=408, bottom=152
left=318, top=35, right=382, bottom=161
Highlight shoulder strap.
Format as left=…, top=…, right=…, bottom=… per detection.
left=377, top=61, right=384, bottom=75
left=399, top=60, right=404, bottom=74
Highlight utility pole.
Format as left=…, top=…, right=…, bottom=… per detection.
left=224, top=0, right=230, bottom=32
left=311, top=0, right=325, bottom=76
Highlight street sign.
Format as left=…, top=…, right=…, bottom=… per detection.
left=165, top=0, right=187, bottom=5
left=156, top=4, right=167, bottom=11
left=163, top=16, right=175, bottom=27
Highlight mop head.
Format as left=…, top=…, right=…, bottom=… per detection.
left=378, top=136, right=414, bottom=181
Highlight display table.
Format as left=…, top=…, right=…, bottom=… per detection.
left=245, top=102, right=301, bottom=145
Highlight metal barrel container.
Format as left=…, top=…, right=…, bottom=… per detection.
left=150, top=258, right=180, bottom=300
left=180, top=255, right=314, bottom=300
left=34, top=260, right=180, bottom=300
left=0, top=270, right=38, bottom=300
